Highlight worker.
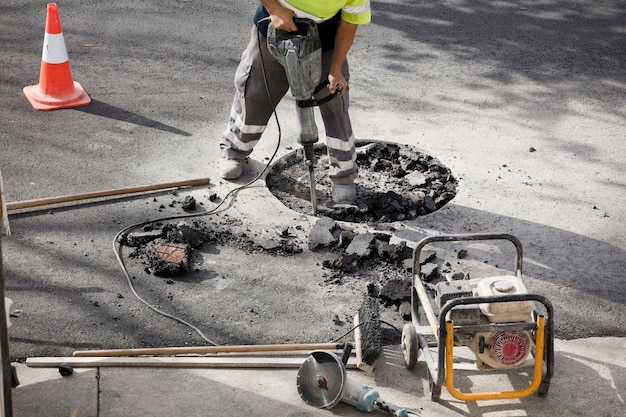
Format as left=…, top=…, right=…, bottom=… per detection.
left=218, top=0, right=371, bottom=204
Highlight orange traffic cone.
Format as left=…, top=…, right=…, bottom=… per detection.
left=23, top=3, right=90, bottom=111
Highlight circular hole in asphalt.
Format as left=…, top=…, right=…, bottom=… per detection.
left=266, top=140, right=458, bottom=223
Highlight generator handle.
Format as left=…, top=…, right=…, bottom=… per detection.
left=410, top=233, right=524, bottom=333
left=411, top=233, right=523, bottom=281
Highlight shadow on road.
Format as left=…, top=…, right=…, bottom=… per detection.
left=75, top=99, right=192, bottom=137
left=370, top=0, right=624, bottom=108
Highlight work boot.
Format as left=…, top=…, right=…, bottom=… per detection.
left=331, top=182, right=357, bottom=204
left=219, top=157, right=243, bottom=180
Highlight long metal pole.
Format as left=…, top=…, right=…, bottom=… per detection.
left=0, top=239, right=13, bottom=417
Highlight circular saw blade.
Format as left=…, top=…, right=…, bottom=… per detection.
left=296, top=351, right=345, bottom=409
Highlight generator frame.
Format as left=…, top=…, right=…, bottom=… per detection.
left=401, top=233, right=554, bottom=402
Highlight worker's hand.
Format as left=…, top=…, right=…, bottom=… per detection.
left=269, top=7, right=297, bottom=31
left=328, top=72, right=347, bottom=96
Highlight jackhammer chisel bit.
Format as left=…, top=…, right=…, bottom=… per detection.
left=297, top=104, right=319, bottom=215
left=306, top=155, right=317, bottom=215
left=298, top=83, right=341, bottom=215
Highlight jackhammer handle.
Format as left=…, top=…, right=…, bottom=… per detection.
left=296, top=84, right=343, bottom=108
left=292, top=17, right=315, bottom=29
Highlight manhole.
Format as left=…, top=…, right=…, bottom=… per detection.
left=266, top=140, right=458, bottom=222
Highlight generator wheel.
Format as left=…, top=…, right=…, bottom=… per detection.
left=428, top=371, right=442, bottom=402
left=401, top=324, right=418, bottom=370
left=58, top=364, right=73, bottom=377
left=537, top=381, right=550, bottom=397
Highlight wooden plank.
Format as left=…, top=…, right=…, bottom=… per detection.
left=353, top=313, right=373, bottom=373
left=6, top=177, right=210, bottom=211
left=73, top=342, right=345, bottom=357
left=26, top=355, right=359, bottom=369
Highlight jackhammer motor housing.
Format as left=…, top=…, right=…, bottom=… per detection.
left=266, top=19, right=322, bottom=101
left=433, top=276, right=534, bottom=370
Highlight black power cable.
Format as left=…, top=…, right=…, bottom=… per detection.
left=113, top=18, right=346, bottom=347
left=112, top=17, right=284, bottom=345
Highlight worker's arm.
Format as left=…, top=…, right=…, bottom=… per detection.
left=260, top=0, right=297, bottom=31
left=328, top=19, right=359, bottom=95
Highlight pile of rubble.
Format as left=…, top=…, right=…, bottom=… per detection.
left=120, top=216, right=467, bottom=330
left=266, top=141, right=458, bottom=223
left=121, top=219, right=302, bottom=276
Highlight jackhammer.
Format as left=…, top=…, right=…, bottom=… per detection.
left=266, top=18, right=342, bottom=215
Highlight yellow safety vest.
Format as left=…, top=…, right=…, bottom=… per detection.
left=280, top=0, right=371, bottom=25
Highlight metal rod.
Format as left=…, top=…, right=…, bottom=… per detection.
left=0, top=240, right=14, bottom=417
left=453, top=322, right=537, bottom=334
left=307, top=163, right=317, bottom=215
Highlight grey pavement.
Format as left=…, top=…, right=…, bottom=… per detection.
left=1, top=0, right=625, bottom=416
left=12, top=338, right=626, bottom=417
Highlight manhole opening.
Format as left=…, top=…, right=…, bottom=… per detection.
left=266, top=140, right=458, bottom=223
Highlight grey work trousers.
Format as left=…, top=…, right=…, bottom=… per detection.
left=219, top=26, right=358, bottom=184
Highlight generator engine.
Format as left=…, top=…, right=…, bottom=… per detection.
left=434, top=275, right=534, bottom=369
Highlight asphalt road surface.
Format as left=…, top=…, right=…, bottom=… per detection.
left=1, top=0, right=624, bottom=362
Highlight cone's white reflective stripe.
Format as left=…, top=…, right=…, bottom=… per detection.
left=223, top=129, right=260, bottom=152
left=42, top=32, right=68, bottom=64
left=232, top=111, right=265, bottom=135
left=326, top=134, right=355, bottom=152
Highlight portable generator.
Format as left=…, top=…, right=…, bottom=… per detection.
left=401, top=233, right=554, bottom=401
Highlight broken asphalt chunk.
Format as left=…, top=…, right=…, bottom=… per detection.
left=170, top=223, right=205, bottom=248
left=338, top=229, right=356, bottom=248
left=405, top=171, right=427, bottom=187
left=399, top=301, right=412, bottom=320
left=125, top=229, right=164, bottom=247
left=379, top=279, right=411, bottom=307
left=260, top=239, right=282, bottom=251
left=181, top=196, right=196, bottom=211
left=345, top=233, right=375, bottom=257
left=419, top=249, right=436, bottom=264
left=423, top=195, right=437, bottom=212
left=420, top=262, right=439, bottom=282
left=322, top=253, right=360, bottom=273
left=309, top=216, right=341, bottom=250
